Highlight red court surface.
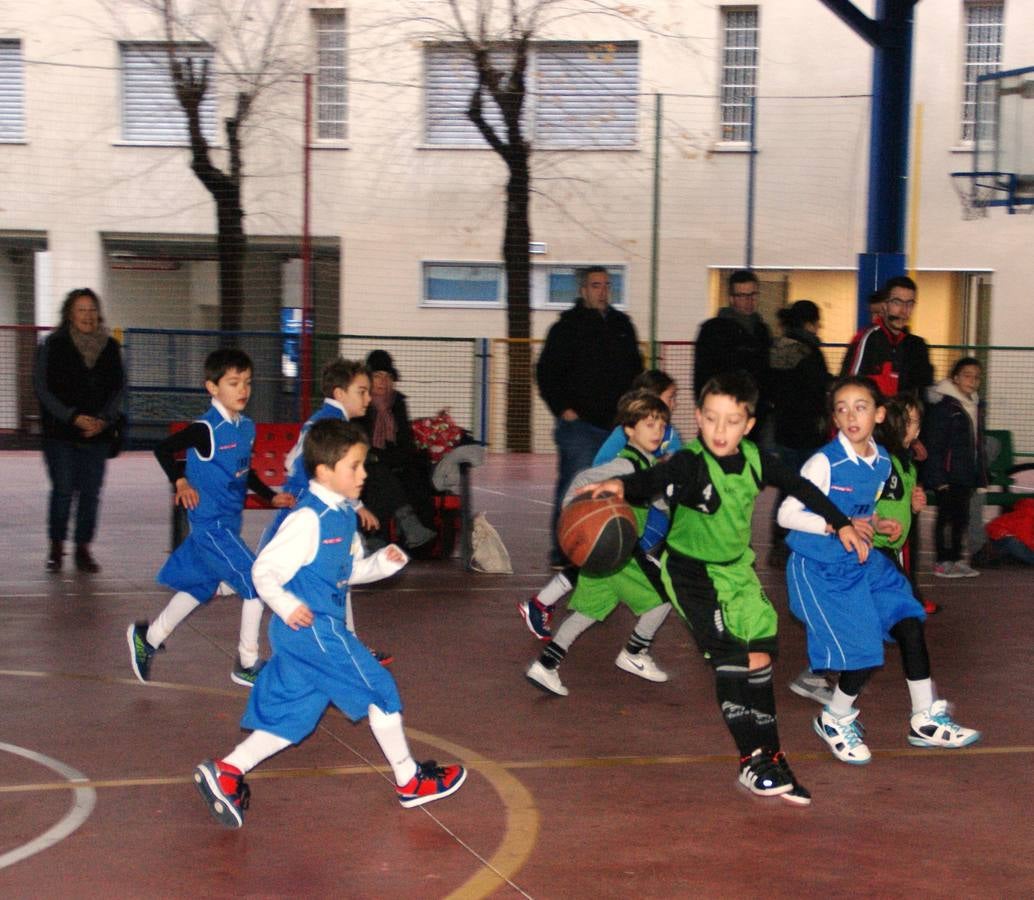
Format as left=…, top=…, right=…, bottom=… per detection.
left=1, top=450, right=1032, bottom=898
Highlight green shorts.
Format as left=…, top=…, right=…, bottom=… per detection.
left=568, top=555, right=668, bottom=622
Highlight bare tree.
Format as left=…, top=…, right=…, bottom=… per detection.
left=142, top=0, right=298, bottom=333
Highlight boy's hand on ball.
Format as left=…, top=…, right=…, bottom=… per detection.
left=585, top=480, right=624, bottom=500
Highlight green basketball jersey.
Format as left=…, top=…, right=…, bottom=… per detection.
left=874, top=452, right=915, bottom=551
left=617, top=444, right=653, bottom=534
left=666, top=439, right=762, bottom=563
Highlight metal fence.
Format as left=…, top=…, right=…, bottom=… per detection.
left=3, top=325, right=1033, bottom=456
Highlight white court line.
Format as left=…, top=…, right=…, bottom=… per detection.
left=0, top=742, right=97, bottom=870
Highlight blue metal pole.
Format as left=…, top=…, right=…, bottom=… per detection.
left=746, top=95, right=757, bottom=269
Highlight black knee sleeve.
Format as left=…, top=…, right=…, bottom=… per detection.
left=890, top=617, right=931, bottom=681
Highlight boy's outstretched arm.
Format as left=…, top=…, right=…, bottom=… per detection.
left=154, top=422, right=211, bottom=508
left=350, top=541, right=408, bottom=585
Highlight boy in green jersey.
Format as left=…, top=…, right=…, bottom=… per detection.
left=526, top=390, right=673, bottom=696
left=586, top=372, right=867, bottom=806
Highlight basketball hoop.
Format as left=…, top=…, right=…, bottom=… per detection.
left=951, top=171, right=997, bottom=220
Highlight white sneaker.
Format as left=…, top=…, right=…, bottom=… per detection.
left=789, top=669, right=834, bottom=705
left=615, top=649, right=669, bottom=683
left=814, top=706, right=872, bottom=765
left=933, top=561, right=965, bottom=579
left=526, top=660, right=568, bottom=696
left=908, top=700, right=982, bottom=748
left=952, top=561, right=980, bottom=578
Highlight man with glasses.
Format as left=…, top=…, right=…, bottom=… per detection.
left=840, top=275, right=933, bottom=397
left=694, top=269, right=773, bottom=439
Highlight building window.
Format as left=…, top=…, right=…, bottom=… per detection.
left=120, top=42, right=218, bottom=145
left=424, top=263, right=504, bottom=305
left=0, top=39, right=25, bottom=142
left=961, top=2, right=1004, bottom=143
left=424, top=42, right=638, bottom=149
left=313, top=9, right=347, bottom=140
left=543, top=266, right=625, bottom=307
left=720, top=7, right=759, bottom=143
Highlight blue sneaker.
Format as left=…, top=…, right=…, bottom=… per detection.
left=518, top=597, right=553, bottom=641
left=126, top=621, right=160, bottom=683
left=194, top=759, right=250, bottom=828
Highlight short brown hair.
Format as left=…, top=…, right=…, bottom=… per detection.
left=321, top=357, right=368, bottom=398
left=304, top=419, right=369, bottom=477
left=616, top=388, right=670, bottom=428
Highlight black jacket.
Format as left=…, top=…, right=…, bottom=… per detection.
left=922, top=382, right=988, bottom=490
left=769, top=330, right=831, bottom=450
left=34, top=328, right=125, bottom=443
left=840, top=319, right=933, bottom=396
left=536, top=301, right=643, bottom=430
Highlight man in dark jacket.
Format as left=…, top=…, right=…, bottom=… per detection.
left=536, top=266, right=643, bottom=566
left=840, top=275, right=933, bottom=396
left=693, top=269, right=773, bottom=440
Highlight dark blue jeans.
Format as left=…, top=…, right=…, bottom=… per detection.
left=550, top=419, right=608, bottom=562
left=42, top=438, right=110, bottom=545
left=993, top=536, right=1034, bottom=565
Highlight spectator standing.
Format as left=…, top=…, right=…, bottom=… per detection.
left=767, top=300, right=832, bottom=565
left=923, top=357, right=988, bottom=578
left=693, top=269, right=773, bottom=441
left=34, top=288, right=126, bottom=573
left=840, top=275, right=933, bottom=397
left=536, top=266, right=642, bottom=567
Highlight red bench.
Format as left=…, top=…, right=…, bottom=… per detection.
left=169, top=421, right=473, bottom=567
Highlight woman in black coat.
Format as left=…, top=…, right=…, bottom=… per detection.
left=34, top=288, right=125, bottom=573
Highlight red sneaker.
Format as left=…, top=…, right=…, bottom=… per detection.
left=396, top=760, right=467, bottom=808
left=194, top=759, right=250, bottom=828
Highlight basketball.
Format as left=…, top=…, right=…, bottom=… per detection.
left=557, top=492, right=638, bottom=574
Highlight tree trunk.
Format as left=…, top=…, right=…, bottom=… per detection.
left=215, top=189, right=245, bottom=334
left=503, top=148, right=531, bottom=452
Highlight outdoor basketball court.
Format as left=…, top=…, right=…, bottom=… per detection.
left=1, top=450, right=1031, bottom=897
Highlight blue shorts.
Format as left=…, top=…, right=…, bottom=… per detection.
left=156, top=523, right=257, bottom=601
left=786, top=548, right=925, bottom=672
left=241, top=613, right=403, bottom=744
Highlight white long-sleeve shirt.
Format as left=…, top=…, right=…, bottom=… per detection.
left=252, top=479, right=407, bottom=622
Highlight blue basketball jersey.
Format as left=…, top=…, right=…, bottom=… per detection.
left=282, top=490, right=359, bottom=617
left=186, top=404, right=255, bottom=531
left=787, top=435, right=891, bottom=563
left=282, top=401, right=348, bottom=498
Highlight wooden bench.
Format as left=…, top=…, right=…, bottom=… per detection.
left=169, top=421, right=475, bottom=567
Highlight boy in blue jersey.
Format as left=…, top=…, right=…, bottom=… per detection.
left=778, top=377, right=980, bottom=766
left=193, top=419, right=465, bottom=828
left=127, top=348, right=295, bottom=687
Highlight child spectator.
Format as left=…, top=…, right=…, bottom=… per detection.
left=127, top=348, right=295, bottom=687
left=193, top=420, right=465, bottom=828
left=923, top=357, right=988, bottom=578
left=779, top=376, right=980, bottom=767
left=588, top=373, right=866, bottom=806
left=519, top=370, right=681, bottom=641
left=525, top=390, right=674, bottom=696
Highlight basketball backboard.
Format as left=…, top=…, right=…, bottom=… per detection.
left=952, top=65, right=1034, bottom=216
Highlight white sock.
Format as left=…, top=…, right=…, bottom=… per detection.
left=906, top=677, right=935, bottom=714
left=238, top=598, right=264, bottom=668
left=537, top=572, right=572, bottom=607
left=368, top=705, right=416, bottom=785
left=828, top=686, right=858, bottom=717
left=223, top=730, right=292, bottom=774
left=148, top=591, right=200, bottom=647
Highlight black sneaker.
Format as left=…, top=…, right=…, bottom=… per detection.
left=737, top=748, right=794, bottom=797
left=371, top=648, right=394, bottom=667
left=230, top=656, right=266, bottom=688
left=126, top=621, right=159, bottom=683
left=772, top=751, right=812, bottom=806
left=194, top=759, right=251, bottom=828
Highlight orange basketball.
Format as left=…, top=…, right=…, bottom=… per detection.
left=557, top=492, right=638, bottom=574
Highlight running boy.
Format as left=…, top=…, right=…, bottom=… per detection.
left=127, top=348, right=295, bottom=687
left=586, top=373, right=867, bottom=805
left=519, top=370, right=681, bottom=640
left=526, top=390, right=674, bottom=696
left=778, top=376, right=980, bottom=766
left=193, top=419, right=465, bottom=827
